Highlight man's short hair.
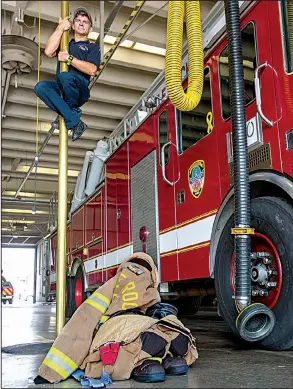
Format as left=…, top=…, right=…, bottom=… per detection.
left=73, top=7, right=92, bottom=26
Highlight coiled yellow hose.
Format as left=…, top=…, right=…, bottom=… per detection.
left=287, top=0, right=293, bottom=65
left=165, top=1, right=204, bottom=111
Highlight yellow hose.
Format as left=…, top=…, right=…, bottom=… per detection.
left=165, top=1, right=204, bottom=111
left=287, top=0, right=293, bottom=66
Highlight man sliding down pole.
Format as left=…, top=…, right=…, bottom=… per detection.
left=34, top=7, right=100, bottom=142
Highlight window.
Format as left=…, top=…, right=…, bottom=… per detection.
left=219, top=22, right=257, bottom=120
left=176, top=67, right=213, bottom=154
left=280, top=0, right=293, bottom=73
left=158, top=111, right=169, bottom=165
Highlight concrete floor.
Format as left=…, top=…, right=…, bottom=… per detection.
left=2, top=300, right=293, bottom=388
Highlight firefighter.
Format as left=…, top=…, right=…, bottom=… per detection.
left=34, top=7, right=100, bottom=141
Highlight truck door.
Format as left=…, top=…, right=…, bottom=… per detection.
left=156, top=102, right=178, bottom=281
left=268, top=1, right=293, bottom=177
left=216, top=3, right=280, bottom=196
left=174, top=66, right=221, bottom=281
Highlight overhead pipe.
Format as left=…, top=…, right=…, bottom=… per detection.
left=1, top=71, right=12, bottom=118
left=2, top=196, right=51, bottom=204
left=14, top=0, right=144, bottom=198
left=2, top=234, right=41, bottom=238
left=56, top=0, right=69, bottom=336
left=224, top=0, right=275, bottom=342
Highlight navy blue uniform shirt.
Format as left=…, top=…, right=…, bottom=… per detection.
left=56, top=39, right=100, bottom=83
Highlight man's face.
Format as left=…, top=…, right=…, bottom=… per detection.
left=72, top=14, right=91, bottom=36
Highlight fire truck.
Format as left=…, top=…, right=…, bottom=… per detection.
left=44, top=1, right=293, bottom=350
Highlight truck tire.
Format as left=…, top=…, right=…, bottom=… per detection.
left=2, top=300, right=7, bottom=305
left=214, top=197, right=293, bottom=350
left=8, top=298, right=13, bottom=305
left=173, top=296, right=202, bottom=316
left=72, top=267, right=86, bottom=314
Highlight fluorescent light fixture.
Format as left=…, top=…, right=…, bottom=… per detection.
left=39, top=122, right=53, bottom=132
left=3, top=191, right=49, bottom=199
left=133, top=42, right=166, bottom=56
left=15, top=165, right=79, bottom=177
left=88, top=31, right=99, bottom=41
left=104, top=35, right=134, bottom=48
left=89, top=33, right=134, bottom=49
left=2, top=209, right=49, bottom=215
left=2, top=219, right=36, bottom=224
left=104, top=35, right=116, bottom=44
left=120, top=39, right=134, bottom=48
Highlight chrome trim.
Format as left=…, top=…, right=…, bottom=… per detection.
left=161, top=141, right=173, bottom=186
left=255, top=62, right=274, bottom=127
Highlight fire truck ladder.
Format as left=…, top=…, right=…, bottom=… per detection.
left=14, top=1, right=146, bottom=199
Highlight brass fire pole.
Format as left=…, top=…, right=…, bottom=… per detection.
left=56, top=0, right=69, bottom=336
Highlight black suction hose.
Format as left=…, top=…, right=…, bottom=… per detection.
left=224, top=0, right=251, bottom=310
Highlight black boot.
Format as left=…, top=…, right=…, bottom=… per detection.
left=72, top=120, right=87, bottom=141
left=163, top=355, right=189, bottom=375
left=132, top=359, right=166, bottom=383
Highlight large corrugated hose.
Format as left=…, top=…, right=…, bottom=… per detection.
left=225, top=0, right=251, bottom=311
left=165, top=1, right=203, bottom=111
left=287, top=0, right=293, bottom=64
left=224, top=0, right=275, bottom=343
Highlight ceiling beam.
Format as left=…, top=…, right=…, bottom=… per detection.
left=9, top=73, right=142, bottom=107
left=1, top=128, right=103, bottom=151
left=4, top=103, right=120, bottom=131
left=2, top=139, right=90, bottom=158
left=6, top=87, right=129, bottom=120
left=1, top=117, right=112, bottom=142
left=1, top=177, right=75, bottom=194
left=1, top=170, right=77, bottom=183
left=1, top=0, right=167, bottom=47
left=1, top=148, right=84, bottom=167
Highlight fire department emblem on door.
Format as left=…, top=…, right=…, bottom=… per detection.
left=188, top=160, right=205, bottom=198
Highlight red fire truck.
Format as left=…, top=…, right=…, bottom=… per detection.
left=47, top=1, right=293, bottom=350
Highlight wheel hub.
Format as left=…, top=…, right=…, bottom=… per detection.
left=75, top=278, right=83, bottom=307
left=230, top=233, right=282, bottom=309
left=250, top=250, right=280, bottom=302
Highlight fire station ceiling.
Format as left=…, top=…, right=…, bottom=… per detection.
left=1, top=0, right=216, bottom=247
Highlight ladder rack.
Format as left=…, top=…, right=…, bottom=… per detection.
left=108, top=1, right=248, bottom=154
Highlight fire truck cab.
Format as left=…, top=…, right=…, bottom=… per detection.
left=45, top=1, right=293, bottom=350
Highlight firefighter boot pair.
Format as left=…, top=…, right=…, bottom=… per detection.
left=132, top=356, right=188, bottom=383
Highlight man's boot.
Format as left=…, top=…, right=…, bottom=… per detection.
left=132, top=359, right=166, bottom=383
left=72, top=120, right=87, bottom=141
left=163, top=355, right=189, bottom=375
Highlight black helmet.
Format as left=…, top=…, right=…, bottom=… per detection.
left=146, top=302, right=178, bottom=319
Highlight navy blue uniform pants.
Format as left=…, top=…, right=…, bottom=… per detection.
left=34, top=72, right=90, bottom=129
